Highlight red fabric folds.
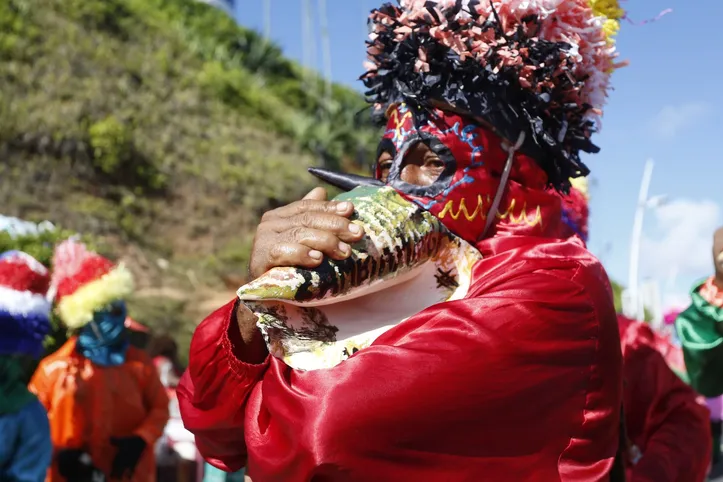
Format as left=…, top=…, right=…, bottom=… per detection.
left=617, top=316, right=711, bottom=482
left=178, top=236, right=622, bottom=481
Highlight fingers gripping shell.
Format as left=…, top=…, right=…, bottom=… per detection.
left=237, top=186, right=482, bottom=370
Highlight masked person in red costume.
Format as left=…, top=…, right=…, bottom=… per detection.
left=559, top=178, right=711, bottom=481
left=179, top=1, right=631, bottom=480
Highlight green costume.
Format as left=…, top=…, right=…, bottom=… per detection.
left=676, top=279, right=723, bottom=464
left=0, top=355, right=36, bottom=415
left=676, top=280, right=723, bottom=398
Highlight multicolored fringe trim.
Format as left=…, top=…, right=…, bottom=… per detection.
left=56, top=264, right=134, bottom=330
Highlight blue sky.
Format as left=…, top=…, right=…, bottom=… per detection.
left=233, top=0, right=723, bottom=309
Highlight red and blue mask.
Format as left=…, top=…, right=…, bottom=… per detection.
left=310, top=103, right=562, bottom=246
left=375, top=104, right=560, bottom=244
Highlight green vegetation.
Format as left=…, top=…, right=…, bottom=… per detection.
left=0, top=0, right=380, bottom=353
left=0, top=228, right=77, bottom=268
left=611, top=280, right=624, bottom=314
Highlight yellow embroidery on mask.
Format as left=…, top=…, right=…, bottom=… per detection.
left=496, top=199, right=543, bottom=227
left=512, top=205, right=543, bottom=227
left=438, top=197, right=542, bottom=227
left=438, top=196, right=485, bottom=221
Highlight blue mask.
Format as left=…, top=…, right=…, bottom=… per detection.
left=76, top=301, right=129, bottom=367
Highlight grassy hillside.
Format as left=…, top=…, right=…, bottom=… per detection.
left=0, top=0, right=379, bottom=358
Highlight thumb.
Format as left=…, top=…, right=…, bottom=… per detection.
left=303, top=187, right=327, bottom=201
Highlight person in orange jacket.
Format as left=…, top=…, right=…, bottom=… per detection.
left=30, top=240, right=169, bottom=482
left=560, top=178, right=711, bottom=481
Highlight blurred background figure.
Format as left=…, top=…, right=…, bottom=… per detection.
left=149, top=335, right=183, bottom=389
left=126, top=317, right=152, bottom=350
left=676, top=227, right=723, bottom=471
left=0, top=251, right=53, bottom=482
left=707, top=396, right=723, bottom=465
left=149, top=334, right=199, bottom=482
left=30, top=240, right=168, bottom=482
left=559, top=179, right=711, bottom=481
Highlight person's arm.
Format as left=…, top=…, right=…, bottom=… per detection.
left=676, top=277, right=723, bottom=397
left=5, top=399, right=53, bottom=482
left=178, top=270, right=622, bottom=480
left=133, top=356, right=170, bottom=446
left=177, top=301, right=267, bottom=472
left=623, top=324, right=711, bottom=482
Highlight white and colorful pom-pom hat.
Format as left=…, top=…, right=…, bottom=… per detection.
left=0, top=251, right=52, bottom=358
left=50, top=239, right=134, bottom=330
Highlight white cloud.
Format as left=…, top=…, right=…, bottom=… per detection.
left=650, top=102, right=710, bottom=138
left=661, top=291, right=691, bottom=313
left=641, top=198, right=721, bottom=279
left=639, top=199, right=721, bottom=311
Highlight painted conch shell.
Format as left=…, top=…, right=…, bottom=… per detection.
left=237, top=185, right=482, bottom=371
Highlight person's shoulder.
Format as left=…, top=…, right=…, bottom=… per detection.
left=474, top=236, right=611, bottom=302
left=465, top=236, right=618, bottom=346
left=521, top=235, right=606, bottom=275
left=35, top=338, right=78, bottom=374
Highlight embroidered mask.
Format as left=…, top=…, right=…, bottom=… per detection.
left=375, top=103, right=555, bottom=244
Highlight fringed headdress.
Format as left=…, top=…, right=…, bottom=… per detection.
left=362, top=0, right=627, bottom=190
left=50, top=240, right=134, bottom=330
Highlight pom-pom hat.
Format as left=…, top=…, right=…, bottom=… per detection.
left=0, top=251, right=52, bottom=358
left=51, top=239, right=134, bottom=330
left=361, top=0, right=627, bottom=189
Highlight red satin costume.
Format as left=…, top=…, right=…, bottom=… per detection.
left=618, top=316, right=710, bottom=481
left=178, top=107, right=623, bottom=481
left=558, top=179, right=711, bottom=481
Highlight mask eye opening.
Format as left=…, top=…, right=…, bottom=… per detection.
left=387, top=133, right=458, bottom=199
left=375, top=138, right=397, bottom=179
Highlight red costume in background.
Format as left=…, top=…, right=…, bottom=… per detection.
left=559, top=180, right=711, bottom=481
left=618, top=316, right=710, bottom=481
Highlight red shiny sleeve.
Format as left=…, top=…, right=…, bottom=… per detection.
left=179, top=269, right=622, bottom=481
left=622, top=324, right=711, bottom=482
left=177, top=301, right=268, bottom=472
